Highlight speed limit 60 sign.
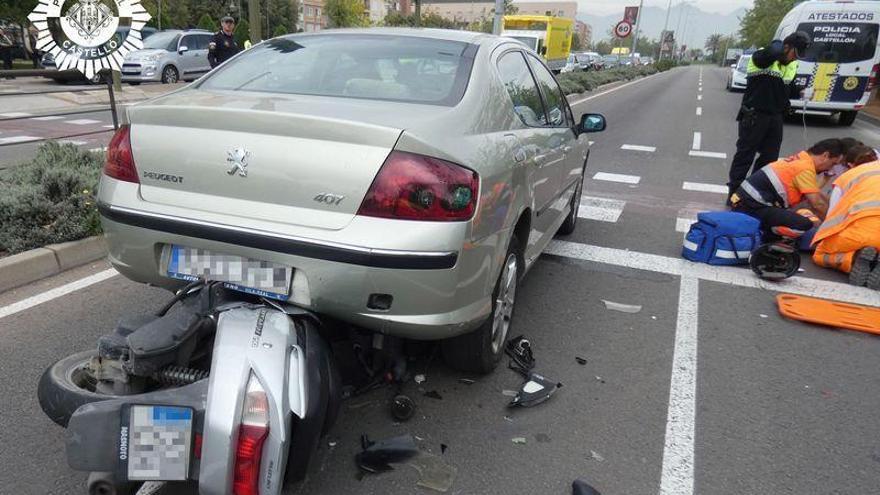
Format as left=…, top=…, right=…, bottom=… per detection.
left=615, top=20, right=632, bottom=38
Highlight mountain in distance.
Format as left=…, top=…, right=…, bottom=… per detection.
left=578, top=4, right=747, bottom=51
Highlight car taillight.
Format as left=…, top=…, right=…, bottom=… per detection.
left=358, top=151, right=479, bottom=221
left=232, top=374, right=270, bottom=495
left=868, top=63, right=880, bottom=91
left=104, top=125, right=138, bottom=183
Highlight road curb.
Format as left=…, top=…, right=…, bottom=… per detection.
left=0, top=236, right=107, bottom=293
left=857, top=110, right=880, bottom=127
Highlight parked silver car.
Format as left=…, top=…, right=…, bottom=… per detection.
left=121, top=29, right=214, bottom=84
left=727, top=54, right=750, bottom=91
left=98, top=28, right=606, bottom=372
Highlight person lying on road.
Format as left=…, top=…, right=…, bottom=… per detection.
left=812, top=152, right=880, bottom=288
left=729, top=138, right=845, bottom=239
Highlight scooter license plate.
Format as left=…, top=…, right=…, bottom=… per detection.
left=166, top=245, right=292, bottom=301
left=120, top=405, right=193, bottom=481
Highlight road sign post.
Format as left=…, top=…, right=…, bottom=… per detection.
left=630, top=0, right=644, bottom=63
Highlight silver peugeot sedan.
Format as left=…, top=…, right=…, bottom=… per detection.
left=121, top=29, right=214, bottom=84
left=98, top=28, right=606, bottom=373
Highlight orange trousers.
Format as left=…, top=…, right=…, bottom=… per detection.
left=812, top=216, right=880, bottom=273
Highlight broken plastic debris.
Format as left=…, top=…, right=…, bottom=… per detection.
left=505, top=335, right=535, bottom=371
left=328, top=440, right=338, bottom=448
left=356, top=434, right=419, bottom=473
left=502, top=389, right=518, bottom=397
left=759, top=314, right=768, bottom=318
left=595, top=376, right=605, bottom=384
left=589, top=450, right=605, bottom=462
left=390, top=395, right=416, bottom=422
left=575, top=356, right=587, bottom=365
left=508, top=372, right=562, bottom=408
left=135, top=482, right=166, bottom=495
left=414, top=374, right=426, bottom=384
left=458, top=378, right=476, bottom=385
left=503, top=415, right=514, bottom=423
left=511, top=437, right=527, bottom=444
left=440, top=443, right=448, bottom=454
left=424, top=390, right=443, bottom=400
left=572, top=479, right=602, bottom=495
left=651, top=315, right=658, bottom=320
left=601, top=300, right=642, bottom=313
left=408, top=452, right=457, bottom=492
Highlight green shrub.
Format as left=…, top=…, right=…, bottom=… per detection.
left=0, top=142, right=103, bottom=254
left=557, top=66, right=657, bottom=95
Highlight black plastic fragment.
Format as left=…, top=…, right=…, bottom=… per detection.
left=355, top=434, right=419, bottom=473
left=390, top=394, right=415, bottom=422
left=508, top=372, right=562, bottom=408
left=440, top=443, right=448, bottom=454
left=572, top=479, right=601, bottom=495
left=505, top=335, right=535, bottom=373
left=575, top=356, right=587, bottom=365
left=424, top=390, right=443, bottom=400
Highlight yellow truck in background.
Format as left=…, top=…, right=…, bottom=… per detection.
left=502, top=15, right=574, bottom=72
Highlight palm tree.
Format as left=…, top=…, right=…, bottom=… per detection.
left=705, top=33, right=723, bottom=60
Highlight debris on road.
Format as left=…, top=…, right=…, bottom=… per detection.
left=601, top=299, right=642, bottom=313
left=595, top=376, right=606, bottom=384
left=458, top=378, right=476, bottom=385
left=505, top=335, right=535, bottom=371
left=777, top=293, right=880, bottom=335
left=409, top=452, right=457, bottom=492
left=575, top=356, right=587, bottom=365
left=424, top=390, right=443, bottom=400
left=390, top=395, right=416, bottom=422
left=356, top=434, right=419, bottom=473
left=502, top=389, right=518, bottom=397
left=415, top=374, right=426, bottom=384
left=508, top=372, right=562, bottom=408
left=512, top=437, right=527, bottom=444
left=572, top=479, right=602, bottom=495
left=760, top=314, right=768, bottom=318
left=589, top=450, right=605, bottom=462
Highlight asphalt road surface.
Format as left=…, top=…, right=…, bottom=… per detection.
left=2, top=66, right=880, bottom=495
left=0, top=108, right=116, bottom=168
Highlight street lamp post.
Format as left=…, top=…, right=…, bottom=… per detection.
left=629, top=0, right=644, bottom=63
left=492, top=0, right=504, bottom=34
left=658, top=0, right=672, bottom=59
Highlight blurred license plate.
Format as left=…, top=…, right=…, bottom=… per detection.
left=166, top=245, right=292, bottom=301
left=122, top=405, right=193, bottom=481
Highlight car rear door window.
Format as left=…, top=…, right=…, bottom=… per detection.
left=497, top=51, right=546, bottom=127
left=527, top=55, right=569, bottom=127
left=179, top=35, right=194, bottom=51
left=192, top=35, right=211, bottom=51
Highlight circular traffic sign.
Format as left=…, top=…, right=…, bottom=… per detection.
left=615, top=20, right=633, bottom=38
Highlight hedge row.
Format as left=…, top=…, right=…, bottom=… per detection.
left=556, top=61, right=686, bottom=96
left=0, top=142, right=103, bottom=254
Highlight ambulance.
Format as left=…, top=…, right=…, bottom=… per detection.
left=775, top=0, right=880, bottom=125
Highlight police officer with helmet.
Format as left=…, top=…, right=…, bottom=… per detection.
left=727, top=31, right=812, bottom=203
left=208, top=16, right=241, bottom=68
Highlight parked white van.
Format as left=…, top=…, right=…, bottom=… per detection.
left=775, top=0, right=880, bottom=125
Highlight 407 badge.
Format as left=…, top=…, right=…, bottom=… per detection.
left=28, top=0, right=151, bottom=80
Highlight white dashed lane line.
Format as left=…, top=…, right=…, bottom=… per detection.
left=676, top=217, right=696, bottom=233
left=682, top=181, right=727, bottom=194
left=692, top=132, right=701, bottom=150
left=696, top=107, right=702, bottom=116
left=578, top=196, right=626, bottom=222
left=592, top=172, right=641, bottom=184
left=697, top=95, right=702, bottom=101
left=621, top=144, right=657, bottom=152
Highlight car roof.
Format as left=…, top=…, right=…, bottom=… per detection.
left=284, top=27, right=493, bottom=45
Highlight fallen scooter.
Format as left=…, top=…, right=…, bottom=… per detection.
left=37, top=280, right=341, bottom=495
left=749, top=225, right=804, bottom=280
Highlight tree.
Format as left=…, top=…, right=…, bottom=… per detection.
left=593, top=39, right=612, bottom=55
left=704, top=33, right=722, bottom=61
left=740, top=0, right=797, bottom=48
left=384, top=11, right=456, bottom=29
left=324, top=0, right=365, bottom=28
left=197, top=13, right=216, bottom=31
left=0, top=0, right=38, bottom=24
left=234, top=19, right=250, bottom=46
left=273, top=24, right=289, bottom=37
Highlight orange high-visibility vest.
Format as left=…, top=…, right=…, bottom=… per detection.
left=813, top=161, right=880, bottom=244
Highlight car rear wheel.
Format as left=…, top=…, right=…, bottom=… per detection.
left=161, top=65, right=179, bottom=84
left=442, top=234, right=522, bottom=374
left=838, top=111, right=857, bottom=126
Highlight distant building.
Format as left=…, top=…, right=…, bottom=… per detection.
left=302, top=0, right=327, bottom=31
left=365, top=0, right=386, bottom=22
left=420, top=0, right=577, bottom=25
left=575, top=20, right=591, bottom=48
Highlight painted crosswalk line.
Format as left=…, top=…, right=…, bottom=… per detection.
left=579, top=196, right=626, bottom=222
left=0, top=135, right=41, bottom=145
left=621, top=144, right=657, bottom=152
left=688, top=150, right=728, bottom=159
left=682, top=181, right=727, bottom=194
left=593, top=172, right=641, bottom=185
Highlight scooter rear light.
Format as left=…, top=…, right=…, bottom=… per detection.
left=104, top=125, right=139, bottom=183
left=232, top=374, right=270, bottom=495
left=357, top=151, right=479, bottom=221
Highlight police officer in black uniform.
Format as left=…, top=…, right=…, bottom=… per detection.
left=208, top=16, right=240, bottom=68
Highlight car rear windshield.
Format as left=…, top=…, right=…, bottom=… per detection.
left=797, top=22, right=879, bottom=63
left=199, top=34, right=476, bottom=106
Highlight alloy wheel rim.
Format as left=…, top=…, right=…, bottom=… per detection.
left=165, top=68, right=177, bottom=83
left=491, top=253, right=518, bottom=354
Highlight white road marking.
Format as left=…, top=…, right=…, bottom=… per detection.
left=546, top=240, right=880, bottom=307
left=570, top=71, right=665, bottom=106
left=696, top=107, right=702, bottom=116
left=688, top=150, right=728, bottom=159
left=58, top=140, right=88, bottom=146
left=621, top=144, right=656, bottom=152
left=65, top=119, right=102, bottom=125
left=30, top=115, right=65, bottom=121
left=0, top=135, right=40, bottom=145
left=676, top=217, right=697, bottom=233
left=103, top=125, right=115, bottom=128
left=682, top=181, right=727, bottom=194
left=593, top=172, right=641, bottom=184
left=0, top=112, right=32, bottom=118
left=0, top=269, right=118, bottom=320
left=579, top=196, right=626, bottom=222
left=697, top=95, right=702, bottom=101
left=659, top=276, right=699, bottom=495
left=692, top=132, right=701, bottom=150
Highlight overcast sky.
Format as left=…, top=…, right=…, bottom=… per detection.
left=582, top=0, right=754, bottom=16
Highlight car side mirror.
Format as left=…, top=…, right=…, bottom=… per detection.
left=178, top=46, right=189, bottom=54
left=579, top=113, right=606, bottom=134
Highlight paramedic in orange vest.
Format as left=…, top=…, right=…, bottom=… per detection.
left=730, top=139, right=845, bottom=237
left=812, top=159, right=880, bottom=288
